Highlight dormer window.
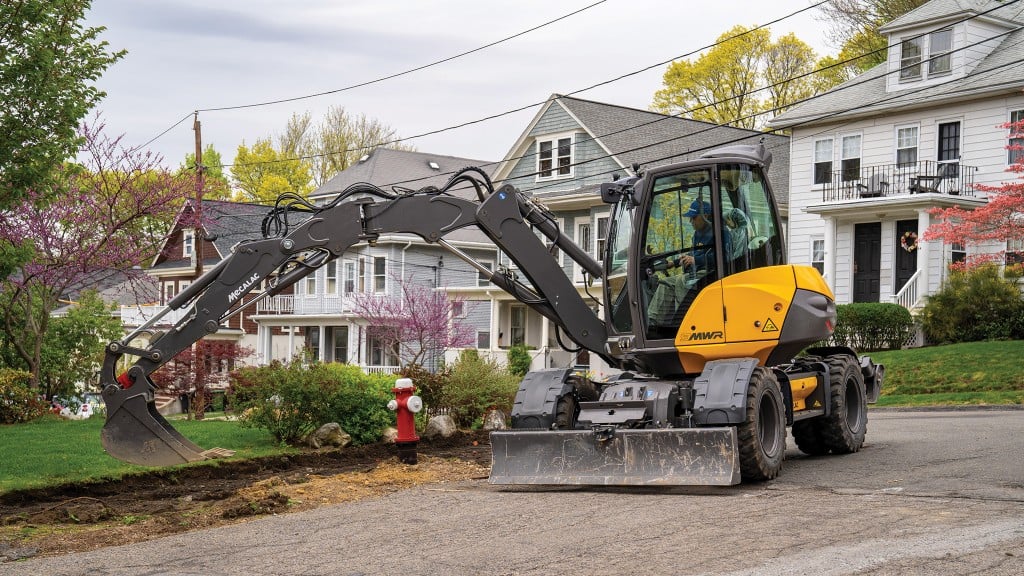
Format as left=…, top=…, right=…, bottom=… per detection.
left=183, top=230, right=195, bottom=258
left=900, top=28, right=953, bottom=81
left=536, top=133, right=573, bottom=180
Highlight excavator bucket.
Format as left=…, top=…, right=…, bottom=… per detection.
left=488, top=427, right=740, bottom=486
left=101, top=379, right=234, bottom=467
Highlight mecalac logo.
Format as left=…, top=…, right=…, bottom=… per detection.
left=688, top=330, right=724, bottom=341
left=228, top=273, right=260, bottom=304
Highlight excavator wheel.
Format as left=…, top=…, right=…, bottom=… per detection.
left=819, top=354, right=868, bottom=453
left=553, top=375, right=599, bottom=429
left=793, top=354, right=867, bottom=455
left=737, top=366, right=786, bottom=481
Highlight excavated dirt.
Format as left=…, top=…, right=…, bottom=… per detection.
left=0, top=431, right=492, bottom=561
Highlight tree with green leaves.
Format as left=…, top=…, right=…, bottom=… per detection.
left=180, top=144, right=232, bottom=201
left=0, top=0, right=125, bottom=209
left=40, top=290, right=123, bottom=399
left=652, top=26, right=826, bottom=129
left=816, top=0, right=929, bottom=73
left=231, top=138, right=314, bottom=203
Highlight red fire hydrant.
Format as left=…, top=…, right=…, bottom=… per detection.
left=387, top=378, right=422, bottom=464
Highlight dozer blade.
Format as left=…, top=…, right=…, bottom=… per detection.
left=489, top=428, right=740, bottom=486
left=101, top=382, right=234, bottom=467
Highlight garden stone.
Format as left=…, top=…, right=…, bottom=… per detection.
left=382, top=426, right=399, bottom=443
left=482, top=409, right=507, bottom=431
left=423, top=414, right=457, bottom=439
left=308, top=423, right=351, bottom=449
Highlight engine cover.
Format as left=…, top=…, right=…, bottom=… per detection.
left=577, top=381, right=681, bottom=427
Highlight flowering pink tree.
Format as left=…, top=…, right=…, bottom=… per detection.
left=924, top=118, right=1024, bottom=268
left=350, top=277, right=476, bottom=369
left=0, top=118, right=192, bottom=389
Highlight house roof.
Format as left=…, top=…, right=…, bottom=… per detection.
left=200, top=199, right=277, bottom=257
left=495, top=95, right=791, bottom=207
left=771, top=1, right=1024, bottom=129
left=880, top=0, right=1024, bottom=32
left=309, top=148, right=497, bottom=245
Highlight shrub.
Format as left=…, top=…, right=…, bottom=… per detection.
left=828, top=303, right=914, bottom=351
left=918, top=265, right=1024, bottom=344
left=0, top=368, right=47, bottom=424
left=507, top=344, right=532, bottom=377
left=399, top=363, right=450, bottom=411
left=229, top=361, right=393, bottom=445
left=439, top=350, right=520, bottom=428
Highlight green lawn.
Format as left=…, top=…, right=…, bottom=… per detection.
left=0, top=415, right=292, bottom=494
left=866, top=340, right=1024, bottom=406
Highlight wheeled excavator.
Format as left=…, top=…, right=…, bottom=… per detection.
left=100, top=143, right=883, bottom=485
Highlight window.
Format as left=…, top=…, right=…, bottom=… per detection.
left=373, top=257, right=386, bottom=293
left=305, top=326, right=320, bottom=361
left=344, top=261, right=356, bottom=294
left=183, top=230, right=195, bottom=258
left=1009, top=110, right=1024, bottom=165
left=951, top=242, right=966, bottom=266
left=328, top=325, right=348, bottom=363
left=325, top=261, right=338, bottom=295
left=896, top=126, right=919, bottom=167
left=928, top=29, right=952, bottom=76
left=358, top=258, right=367, bottom=293
left=510, top=306, right=526, bottom=346
left=1006, top=238, right=1024, bottom=266
left=478, top=261, right=493, bottom=287
left=163, top=281, right=176, bottom=304
left=813, top=139, right=833, bottom=185
left=596, top=216, right=609, bottom=261
left=811, top=239, right=825, bottom=275
left=938, top=121, right=961, bottom=176
left=477, top=331, right=490, bottom=349
left=900, top=36, right=922, bottom=80
left=901, top=29, right=952, bottom=81
left=576, top=221, right=592, bottom=281
left=304, top=272, right=316, bottom=296
left=368, top=332, right=398, bottom=367
left=537, top=135, right=573, bottom=179
left=452, top=301, right=466, bottom=318
left=840, top=135, right=861, bottom=181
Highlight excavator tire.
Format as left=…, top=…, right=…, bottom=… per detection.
left=793, top=354, right=867, bottom=455
left=738, top=366, right=786, bottom=481
left=554, top=376, right=599, bottom=429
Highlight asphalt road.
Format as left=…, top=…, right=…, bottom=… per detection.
left=7, top=408, right=1023, bottom=576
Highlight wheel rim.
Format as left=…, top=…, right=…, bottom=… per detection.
left=758, top=392, right=782, bottom=457
left=845, top=376, right=864, bottom=433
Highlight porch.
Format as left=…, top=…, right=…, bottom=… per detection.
left=820, top=161, right=977, bottom=202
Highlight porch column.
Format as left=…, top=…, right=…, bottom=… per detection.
left=287, top=325, right=295, bottom=360
left=917, top=208, right=931, bottom=296
left=489, top=294, right=500, bottom=350
left=824, top=216, right=837, bottom=291
left=319, top=324, right=326, bottom=362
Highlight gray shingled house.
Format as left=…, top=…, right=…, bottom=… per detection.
left=768, top=0, right=1024, bottom=310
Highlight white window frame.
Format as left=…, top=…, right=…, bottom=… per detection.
left=575, top=220, right=592, bottom=283
left=810, top=237, right=825, bottom=275
left=928, top=28, right=953, bottom=77
left=895, top=125, right=919, bottom=168
left=596, top=214, right=609, bottom=263
left=182, top=230, right=195, bottom=258
left=304, top=270, right=317, bottom=298
left=536, top=132, right=574, bottom=181
left=452, top=300, right=467, bottom=318
left=163, top=281, right=176, bottom=304
left=813, top=138, right=833, bottom=185
left=840, top=134, right=862, bottom=182
left=1009, top=109, right=1024, bottom=166
left=343, top=260, right=356, bottom=295
left=509, top=305, right=526, bottom=346
left=325, top=260, right=339, bottom=295
left=373, top=256, right=386, bottom=293
left=477, top=261, right=493, bottom=287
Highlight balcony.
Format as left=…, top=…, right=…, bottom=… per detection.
left=255, top=294, right=373, bottom=316
left=818, top=161, right=976, bottom=202
left=120, top=305, right=191, bottom=328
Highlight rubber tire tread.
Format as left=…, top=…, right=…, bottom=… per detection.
left=737, top=367, right=786, bottom=481
left=819, top=354, right=867, bottom=454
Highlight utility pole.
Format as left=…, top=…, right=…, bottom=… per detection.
left=193, top=112, right=204, bottom=280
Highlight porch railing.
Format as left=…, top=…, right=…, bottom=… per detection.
left=256, top=295, right=352, bottom=315
left=892, top=269, right=923, bottom=310
left=820, top=161, right=976, bottom=202
left=120, top=305, right=190, bottom=328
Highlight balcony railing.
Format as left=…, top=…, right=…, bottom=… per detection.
left=819, top=161, right=976, bottom=202
left=256, top=295, right=353, bottom=315
left=120, top=305, right=191, bottom=328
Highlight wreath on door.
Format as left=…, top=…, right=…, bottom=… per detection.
left=901, top=231, right=919, bottom=253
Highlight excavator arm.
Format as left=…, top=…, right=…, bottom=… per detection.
left=101, top=170, right=614, bottom=466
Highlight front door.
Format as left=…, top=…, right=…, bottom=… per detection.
left=853, top=223, right=881, bottom=302
left=895, top=220, right=918, bottom=292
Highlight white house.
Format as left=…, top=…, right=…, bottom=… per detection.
left=769, top=0, right=1024, bottom=308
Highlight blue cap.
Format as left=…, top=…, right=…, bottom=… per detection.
left=684, top=200, right=711, bottom=218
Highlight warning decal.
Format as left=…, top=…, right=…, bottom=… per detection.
left=762, top=318, right=779, bottom=332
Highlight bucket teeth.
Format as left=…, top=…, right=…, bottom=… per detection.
left=489, top=428, right=741, bottom=486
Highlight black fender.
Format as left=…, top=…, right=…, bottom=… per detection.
left=692, top=358, right=759, bottom=426
left=805, top=345, right=883, bottom=403
left=509, top=368, right=575, bottom=429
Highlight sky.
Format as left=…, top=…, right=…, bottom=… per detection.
left=84, top=0, right=839, bottom=171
